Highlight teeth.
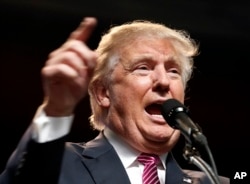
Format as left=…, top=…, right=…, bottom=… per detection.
left=151, top=114, right=163, bottom=118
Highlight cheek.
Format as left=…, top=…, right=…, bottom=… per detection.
left=171, top=83, right=185, bottom=102
left=109, top=84, right=137, bottom=111
left=115, top=76, right=152, bottom=99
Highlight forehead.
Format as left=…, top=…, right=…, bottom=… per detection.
left=119, top=37, right=178, bottom=63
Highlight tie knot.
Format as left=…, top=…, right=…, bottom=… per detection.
left=137, top=153, right=160, bottom=166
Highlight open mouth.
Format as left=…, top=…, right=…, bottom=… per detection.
left=145, top=103, right=164, bottom=119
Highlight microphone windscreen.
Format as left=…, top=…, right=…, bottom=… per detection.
left=161, top=99, right=184, bottom=113
left=161, top=99, right=187, bottom=127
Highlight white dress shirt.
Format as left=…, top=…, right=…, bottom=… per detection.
left=104, top=128, right=167, bottom=184
left=32, top=106, right=74, bottom=142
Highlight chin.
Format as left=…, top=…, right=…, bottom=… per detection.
left=154, top=125, right=176, bottom=137
left=153, top=129, right=180, bottom=144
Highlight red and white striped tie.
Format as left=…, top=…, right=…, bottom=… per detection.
left=137, top=153, right=161, bottom=184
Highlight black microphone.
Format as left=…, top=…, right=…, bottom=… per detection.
left=161, top=98, right=208, bottom=147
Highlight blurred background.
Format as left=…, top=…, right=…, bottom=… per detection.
left=0, top=0, right=249, bottom=180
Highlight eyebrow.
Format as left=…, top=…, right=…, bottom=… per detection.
left=131, top=54, right=179, bottom=64
left=120, top=54, right=181, bottom=73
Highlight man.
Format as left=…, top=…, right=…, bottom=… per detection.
left=0, top=17, right=229, bottom=183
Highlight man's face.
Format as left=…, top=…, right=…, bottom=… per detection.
left=105, top=38, right=184, bottom=154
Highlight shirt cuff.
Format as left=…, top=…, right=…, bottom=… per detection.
left=32, top=105, right=74, bottom=143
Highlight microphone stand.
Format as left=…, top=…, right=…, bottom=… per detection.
left=183, top=143, right=221, bottom=184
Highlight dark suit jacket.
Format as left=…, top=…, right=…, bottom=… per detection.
left=0, top=125, right=229, bottom=184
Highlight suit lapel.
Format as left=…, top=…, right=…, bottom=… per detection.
left=80, top=132, right=195, bottom=184
left=165, top=153, right=193, bottom=184
left=81, top=132, right=131, bottom=184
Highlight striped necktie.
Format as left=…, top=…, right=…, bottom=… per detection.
left=137, top=153, right=161, bottom=184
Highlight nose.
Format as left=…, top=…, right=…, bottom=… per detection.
left=152, top=67, right=170, bottom=94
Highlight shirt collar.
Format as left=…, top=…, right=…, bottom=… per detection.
left=103, top=128, right=168, bottom=169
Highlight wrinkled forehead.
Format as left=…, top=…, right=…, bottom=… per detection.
left=118, top=37, right=180, bottom=64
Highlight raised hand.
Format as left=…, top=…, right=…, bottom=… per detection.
left=41, top=17, right=97, bottom=116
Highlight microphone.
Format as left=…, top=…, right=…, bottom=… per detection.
left=161, top=99, right=220, bottom=180
left=161, top=99, right=208, bottom=147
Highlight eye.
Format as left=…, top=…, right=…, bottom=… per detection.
left=167, top=68, right=181, bottom=79
left=137, top=65, right=150, bottom=70
left=132, top=64, right=152, bottom=75
left=168, top=68, right=179, bottom=74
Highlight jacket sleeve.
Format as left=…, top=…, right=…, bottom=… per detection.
left=0, top=124, right=67, bottom=184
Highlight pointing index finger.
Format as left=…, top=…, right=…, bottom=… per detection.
left=68, top=17, right=97, bottom=42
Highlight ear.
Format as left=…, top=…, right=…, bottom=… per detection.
left=93, top=82, right=110, bottom=108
